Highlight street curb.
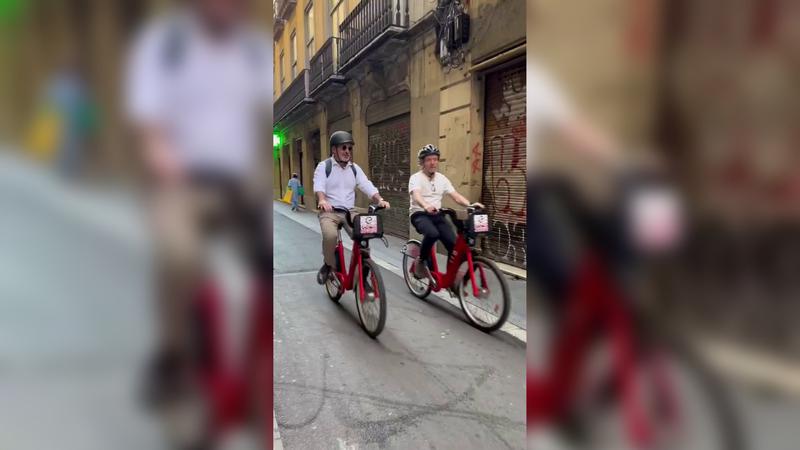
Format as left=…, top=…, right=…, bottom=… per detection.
left=698, top=338, right=800, bottom=400
left=273, top=202, right=528, bottom=344
left=273, top=412, right=284, bottom=450
left=495, top=261, right=527, bottom=280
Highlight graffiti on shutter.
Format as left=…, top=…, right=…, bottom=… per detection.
left=481, top=63, right=526, bottom=267
left=368, top=114, right=411, bottom=239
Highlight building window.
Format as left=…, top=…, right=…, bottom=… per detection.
left=305, top=3, right=315, bottom=56
left=290, top=30, right=298, bottom=79
left=330, top=0, right=345, bottom=39
left=279, top=50, right=285, bottom=92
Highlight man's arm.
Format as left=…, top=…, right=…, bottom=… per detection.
left=126, top=22, right=183, bottom=184
left=411, top=189, right=436, bottom=213
left=557, top=115, right=617, bottom=167
left=355, top=165, right=390, bottom=208
left=442, top=177, right=484, bottom=209
left=530, top=62, right=618, bottom=168
left=138, top=124, right=183, bottom=184
left=370, top=192, right=389, bottom=208
left=448, top=191, right=472, bottom=207
left=312, top=162, right=333, bottom=212
left=316, top=191, right=333, bottom=212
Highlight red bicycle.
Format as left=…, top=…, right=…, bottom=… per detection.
left=324, top=205, right=388, bottom=338
left=401, top=207, right=510, bottom=332
left=526, top=176, right=745, bottom=450
left=151, top=272, right=271, bottom=450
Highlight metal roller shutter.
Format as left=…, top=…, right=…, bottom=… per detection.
left=368, top=114, right=411, bottom=239
left=481, top=63, right=526, bottom=267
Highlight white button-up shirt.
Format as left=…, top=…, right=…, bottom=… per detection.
left=313, top=158, right=379, bottom=209
left=125, top=12, right=271, bottom=176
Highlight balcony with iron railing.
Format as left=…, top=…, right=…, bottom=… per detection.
left=274, top=69, right=314, bottom=124
left=338, top=0, right=409, bottom=72
left=309, top=37, right=347, bottom=95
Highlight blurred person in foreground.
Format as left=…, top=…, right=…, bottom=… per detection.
left=527, top=58, right=618, bottom=316
left=527, top=58, right=618, bottom=450
left=125, top=0, right=270, bottom=411
left=527, top=59, right=693, bottom=449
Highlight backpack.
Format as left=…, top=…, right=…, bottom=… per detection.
left=325, top=158, right=358, bottom=179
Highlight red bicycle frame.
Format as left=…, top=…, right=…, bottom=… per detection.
left=527, top=251, right=664, bottom=448
left=333, top=239, right=368, bottom=301
left=194, top=277, right=272, bottom=437
left=421, top=233, right=487, bottom=298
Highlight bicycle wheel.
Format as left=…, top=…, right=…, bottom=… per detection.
left=456, top=255, right=510, bottom=332
left=402, top=240, right=432, bottom=299
left=566, top=331, right=745, bottom=450
left=325, top=271, right=343, bottom=303
left=355, top=258, right=387, bottom=338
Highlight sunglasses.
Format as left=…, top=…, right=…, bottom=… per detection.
left=338, top=145, right=354, bottom=151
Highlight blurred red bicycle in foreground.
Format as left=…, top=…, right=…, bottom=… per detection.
left=151, top=261, right=272, bottom=450
left=527, top=173, right=746, bottom=450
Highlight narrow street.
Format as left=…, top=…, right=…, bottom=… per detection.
left=272, top=203, right=527, bottom=449
left=0, top=153, right=160, bottom=449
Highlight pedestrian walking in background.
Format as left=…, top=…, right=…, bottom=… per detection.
left=288, top=173, right=302, bottom=211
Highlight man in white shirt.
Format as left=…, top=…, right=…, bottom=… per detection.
left=125, top=0, right=270, bottom=407
left=527, top=60, right=617, bottom=305
left=409, top=144, right=484, bottom=278
left=313, top=131, right=390, bottom=284
left=526, top=60, right=627, bottom=450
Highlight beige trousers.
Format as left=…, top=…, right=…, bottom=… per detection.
left=318, top=209, right=356, bottom=267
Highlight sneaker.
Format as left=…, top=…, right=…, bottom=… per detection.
left=316, top=264, right=331, bottom=285
left=413, top=258, right=429, bottom=279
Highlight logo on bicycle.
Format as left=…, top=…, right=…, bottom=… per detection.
left=361, top=215, right=378, bottom=234
left=473, top=214, right=489, bottom=233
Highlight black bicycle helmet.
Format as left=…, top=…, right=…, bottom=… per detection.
left=330, top=131, right=355, bottom=148
left=418, top=144, right=440, bottom=161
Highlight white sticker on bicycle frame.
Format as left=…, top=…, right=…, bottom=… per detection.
left=473, top=214, right=490, bottom=233
left=360, top=215, right=378, bottom=234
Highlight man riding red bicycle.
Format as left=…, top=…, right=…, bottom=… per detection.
left=314, top=131, right=391, bottom=285
left=409, top=144, right=484, bottom=279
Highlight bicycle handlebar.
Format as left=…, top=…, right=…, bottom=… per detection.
left=332, top=205, right=386, bottom=229
left=433, top=206, right=486, bottom=231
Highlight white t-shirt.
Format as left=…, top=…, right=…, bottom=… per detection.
left=125, top=11, right=271, bottom=176
left=408, top=171, right=455, bottom=215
